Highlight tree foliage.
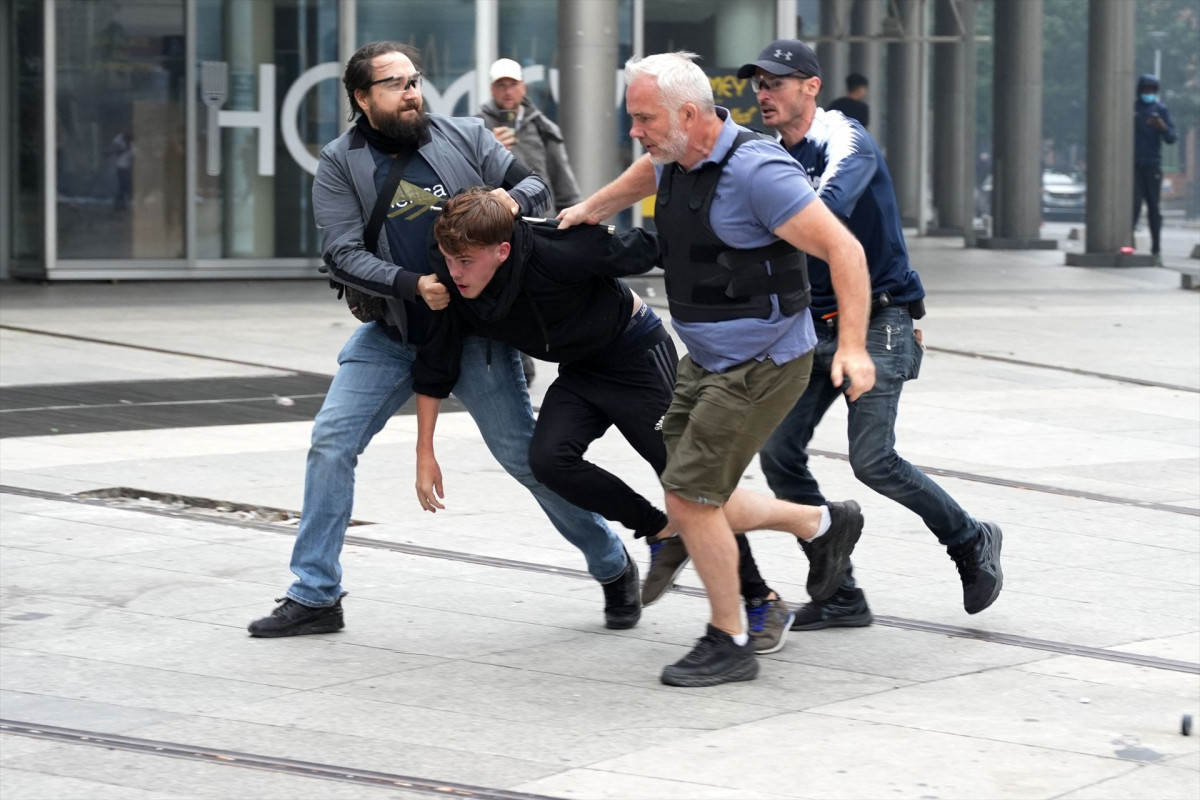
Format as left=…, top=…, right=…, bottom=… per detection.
left=975, top=0, right=1198, bottom=165
left=1134, top=0, right=1200, bottom=127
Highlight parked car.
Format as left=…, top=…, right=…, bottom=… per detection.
left=1040, top=170, right=1087, bottom=221
left=975, top=171, right=1087, bottom=222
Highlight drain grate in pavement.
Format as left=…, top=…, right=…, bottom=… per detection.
left=73, top=487, right=371, bottom=527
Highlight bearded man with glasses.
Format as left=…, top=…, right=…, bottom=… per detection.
left=249, top=41, right=640, bottom=638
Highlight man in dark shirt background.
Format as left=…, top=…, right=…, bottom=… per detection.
left=1133, top=73, right=1177, bottom=263
left=827, top=72, right=870, bottom=129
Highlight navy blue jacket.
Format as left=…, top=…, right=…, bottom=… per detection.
left=785, top=109, right=924, bottom=316
left=1134, top=98, right=1177, bottom=168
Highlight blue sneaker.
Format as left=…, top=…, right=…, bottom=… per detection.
left=746, top=596, right=794, bottom=654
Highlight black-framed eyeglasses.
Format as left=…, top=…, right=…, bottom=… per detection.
left=752, top=73, right=810, bottom=93
left=366, top=73, right=422, bottom=93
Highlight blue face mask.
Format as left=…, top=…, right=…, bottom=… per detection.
left=1140, top=92, right=1158, bottom=104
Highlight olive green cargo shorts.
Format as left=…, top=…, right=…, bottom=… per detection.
left=660, top=350, right=813, bottom=505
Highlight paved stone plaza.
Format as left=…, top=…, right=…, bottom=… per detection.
left=1, top=232, right=1198, bottom=799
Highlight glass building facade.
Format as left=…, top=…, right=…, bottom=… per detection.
left=3, top=0, right=796, bottom=281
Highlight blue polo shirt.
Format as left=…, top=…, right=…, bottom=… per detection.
left=654, top=108, right=818, bottom=373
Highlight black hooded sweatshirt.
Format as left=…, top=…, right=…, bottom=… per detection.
left=413, top=220, right=661, bottom=398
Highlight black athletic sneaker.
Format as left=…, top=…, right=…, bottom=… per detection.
left=661, top=624, right=759, bottom=687
left=804, top=501, right=864, bottom=601
left=601, top=549, right=641, bottom=629
left=948, top=521, right=1004, bottom=614
left=641, top=535, right=690, bottom=607
left=248, top=596, right=345, bottom=638
left=791, top=586, right=874, bottom=631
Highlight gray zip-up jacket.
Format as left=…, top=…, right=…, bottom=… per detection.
left=313, top=114, right=550, bottom=340
left=479, top=99, right=581, bottom=212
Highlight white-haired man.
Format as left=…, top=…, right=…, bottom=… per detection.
left=560, top=52, right=875, bottom=687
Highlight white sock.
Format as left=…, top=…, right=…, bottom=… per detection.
left=732, top=631, right=749, bottom=646
left=808, top=505, right=832, bottom=540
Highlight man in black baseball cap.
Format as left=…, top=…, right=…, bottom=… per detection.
left=736, top=39, right=821, bottom=80
left=738, top=37, right=1006, bottom=632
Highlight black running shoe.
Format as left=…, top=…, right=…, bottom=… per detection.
left=642, top=536, right=690, bottom=607
left=661, top=624, right=759, bottom=687
left=601, top=549, right=641, bottom=629
left=791, top=586, right=874, bottom=631
left=804, top=501, right=864, bottom=601
left=248, top=596, right=345, bottom=638
left=948, top=521, right=1004, bottom=614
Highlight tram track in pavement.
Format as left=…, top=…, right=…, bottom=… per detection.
left=2, top=475, right=1196, bottom=790
left=2, top=324, right=1197, bottom=519
left=0, top=719, right=559, bottom=800
left=3, top=483, right=1196, bottom=676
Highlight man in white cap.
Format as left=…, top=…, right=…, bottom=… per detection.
left=480, top=58, right=585, bottom=384
left=479, top=58, right=582, bottom=214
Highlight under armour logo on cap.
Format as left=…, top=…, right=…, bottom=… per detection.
left=738, top=39, right=822, bottom=79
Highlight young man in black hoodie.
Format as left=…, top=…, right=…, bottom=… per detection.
left=412, top=188, right=860, bottom=652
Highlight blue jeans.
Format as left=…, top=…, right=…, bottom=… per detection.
left=760, top=306, right=982, bottom=550
left=287, top=322, right=624, bottom=607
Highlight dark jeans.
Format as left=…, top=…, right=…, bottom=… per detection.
left=1133, top=165, right=1164, bottom=254
left=527, top=322, right=775, bottom=601
left=529, top=325, right=677, bottom=540
left=761, top=306, right=984, bottom=557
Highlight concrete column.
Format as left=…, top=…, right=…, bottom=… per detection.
left=1065, top=0, right=1148, bottom=265
left=930, top=0, right=975, bottom=236
left=0, top=0, right=11, bottom=279
left=558, top=0, right=619, bottom=198
left=474, top=0, right=499, bottom=115
left=885, top=0, right=921, bottom=225
left=818, top=0, right=849, bottom=108
left=849, top=0, right=884, bottom=141
left=222, top=0, right=274, bottom=258
left=979, top=0, right=1053, bottom=248
left=715, top=3, right=773, bottom=69
left=337, top=0, right=355, bottom=125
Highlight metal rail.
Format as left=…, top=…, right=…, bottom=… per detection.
left=0, top=721, right=559, bottom=800
left=3, top=484, right=1196, bottom=676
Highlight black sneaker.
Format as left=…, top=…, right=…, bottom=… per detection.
left=661, top=624, right=759, bottom=687
left=641, top=535, right=690, bottom=607
left=804, top=501, right=864, bottom=601
left=248, top=595, right=345, bottom=638
left=601, top=549, right=641, bottom=629
left=948, top=521, right=1004, bottom=614
left=791, top=586, right=874, bottom=630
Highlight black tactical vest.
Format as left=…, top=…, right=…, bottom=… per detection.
left=654, top=130, right=810, bottom=323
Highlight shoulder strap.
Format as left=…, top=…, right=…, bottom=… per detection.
left=689, top=128, right=761, bottom=214
left=363, top=145, right=416, bottom=255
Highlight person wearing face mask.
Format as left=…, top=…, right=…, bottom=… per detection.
left=248, top=42, right=636, bottom=638
left=1133, top=74, right=1177, bottom=264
